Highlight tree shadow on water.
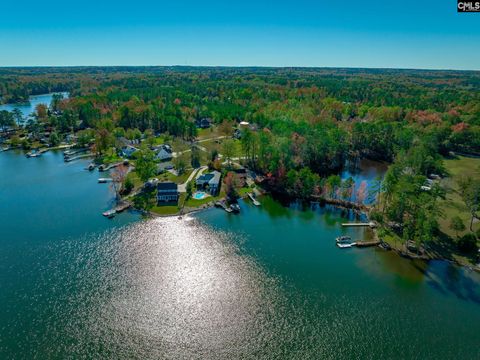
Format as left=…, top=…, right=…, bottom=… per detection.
left=424, top=261, right=480, bottom=304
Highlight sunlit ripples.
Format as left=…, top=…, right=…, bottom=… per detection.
left=45, top=217, right=294, bottom=359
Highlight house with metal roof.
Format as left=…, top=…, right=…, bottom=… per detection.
left=157, top=182, right=179, bottom=203
left=196, top=171, right=222, bottom=195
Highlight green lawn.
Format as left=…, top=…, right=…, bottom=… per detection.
left=150, top=193, right=186, bottom=216
left=196, top=126, right=221, bottom=140
left=200, top=138, right=243, bottom=158
left=185, top=190, right=225, bottom=207
left=438, top=155, right=480, bottom=238
left=160, top=168, right=194, bottom=184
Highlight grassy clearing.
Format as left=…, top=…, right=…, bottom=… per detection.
left=201, top=138, right=243, bottom=158
left=438, top=155, right=480, bottom=238
left=196, top=126, right=221, bottom=140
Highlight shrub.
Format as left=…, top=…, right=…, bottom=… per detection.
left=370, top=210, right=384, bottom=223
left=457, top=233, right=478, bottom=253
left=123, top=175, right=134, bottom=195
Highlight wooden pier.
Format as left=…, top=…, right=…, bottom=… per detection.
left=115, top=202, right=131, bottom=213
left=99, top=162, right=126, bottom=172
left=341, top=222, right=376, bottom=228
left=64, top=148, right=88, bottom=157
left=355, top=240, right=381, bottom=248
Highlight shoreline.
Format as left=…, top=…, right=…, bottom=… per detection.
left=5, top=148, right=477, bottom=271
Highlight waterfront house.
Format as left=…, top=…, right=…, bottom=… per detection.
left=120, top=145, right=138, bottom=158
left=157, top=182, right=179, bottom=203
left=196, top=171, right=222, bottom=195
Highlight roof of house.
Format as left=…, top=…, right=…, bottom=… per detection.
left=156, top=146, right=173, bottom=160
left=197, top=173, right=215, bottom=182
left=197, top=171, right=221, bottom=186
left=157, top=182, right=178, bottom=191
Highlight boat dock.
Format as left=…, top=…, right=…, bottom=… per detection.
left=65, top=153, right=93, bottom=162
left=64, top=148, right=88, bottom=157
left=355, top=240, right=381, bottom=248
left=99, top=162, right=126, bottom=172
left=247, top=193, right=261, bottom=206
left=341, top=222, right=376, bottom=228
left=115, top=202, right=131, bottom=213
left=26, top=148, right=48, bottom=158
left=215, top=201, right=233, bottom=213
left=102, top=202, right=131, bottom=218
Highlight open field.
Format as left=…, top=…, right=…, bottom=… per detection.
left=438, top=155, right=480, bottom=238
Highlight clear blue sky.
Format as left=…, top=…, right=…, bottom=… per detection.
left=0, top=0, right=478, bottom=69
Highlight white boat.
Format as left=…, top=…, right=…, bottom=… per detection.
left=102, top=210, right=116, bottom=218
left=98, top=178, right=113, bottom=183
left=336, top=242, right=357, bottom=248
left=26, top=150, right=41, bottom=158
left=230, top=203, right=241, bottom=213
left=335, top=236, right=356, bottom=248
left=336, top=235, right=352, bottom=243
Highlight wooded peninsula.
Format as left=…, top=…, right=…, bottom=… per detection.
left=1, top=66, right=479, bottom=266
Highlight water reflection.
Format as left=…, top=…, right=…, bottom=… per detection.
left=61, top=217, right=291, bottom=359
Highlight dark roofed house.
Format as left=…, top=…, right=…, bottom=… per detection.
left=155, top=144, right=173, bottom=161
left=196, top=171, right=222, bottom=195
left=121, top=145, right=138, bottom=158
left=196, top=118, right=211, bottom=129
left=157, top=182, right=179, bottom=203
left=233, top=129, right=242, bottom=139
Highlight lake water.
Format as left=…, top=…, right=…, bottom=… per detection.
left=1, top=151, right=480, bottom=359
left=0, top=92, right=69, bottom=122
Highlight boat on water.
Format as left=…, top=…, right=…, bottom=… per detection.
left=335, top=235, right=356, bottom=248
left=337, top=242, right=356, bottom=248
left=336, top=235, right=352, bottom=242
left=215, top=201, right=234, bottom=213
left=379, top=241, right=392, bottom=251
left=98, top=178, right=113, bottom=183
left=102, top=210, right=116, bottom=218
left=26, top=150, right=42, bottom=158
left=230, top=203, right=241, bottom=213
left=87, top=163, right=95, bottom=171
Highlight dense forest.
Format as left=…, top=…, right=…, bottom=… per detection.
left=1, top=66, right=479, bottom=254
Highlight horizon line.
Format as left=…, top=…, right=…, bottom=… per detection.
left=0, top=64, right=479, bottom=72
